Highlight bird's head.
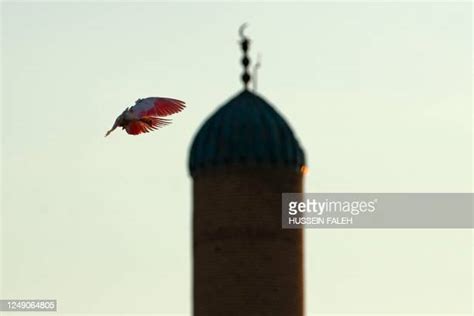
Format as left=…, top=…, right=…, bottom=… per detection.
left=105, top=112, right=126, bottom=137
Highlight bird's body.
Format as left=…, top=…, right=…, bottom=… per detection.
left=105, top=97, right=186, bottom=137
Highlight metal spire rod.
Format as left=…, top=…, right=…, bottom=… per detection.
left=239, top=23, right=251, bottom=90
left=252, top=53, right=261, bottom=92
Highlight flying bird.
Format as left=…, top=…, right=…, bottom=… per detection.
left=105, top=97, right=186, bottom=137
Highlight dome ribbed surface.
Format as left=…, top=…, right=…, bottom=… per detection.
left=189, top=90, right=305, bottom=174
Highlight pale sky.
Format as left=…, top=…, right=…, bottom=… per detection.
left=1, top=1, right=472, bottom=315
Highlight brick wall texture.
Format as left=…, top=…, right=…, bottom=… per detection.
left=192, top=166, right=304, bottom=316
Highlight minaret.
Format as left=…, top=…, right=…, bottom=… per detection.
left=189, top=25, right=306, bottom=316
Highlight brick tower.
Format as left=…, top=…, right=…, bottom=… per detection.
left=189, top=26, right=306, bottom=316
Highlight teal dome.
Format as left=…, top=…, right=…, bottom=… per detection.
left=189, top=90, right=305, bottom=174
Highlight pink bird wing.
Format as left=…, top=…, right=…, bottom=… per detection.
left=131, top=97, right=186, bottom=117
left=125, top=117, right=171, bottom=135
